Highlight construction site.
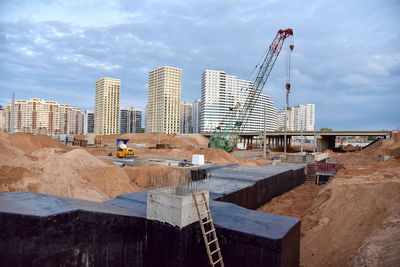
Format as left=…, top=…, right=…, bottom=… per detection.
left=0, top=130, right=399, bottom=266
left=1, top=28, right=399, bottom=266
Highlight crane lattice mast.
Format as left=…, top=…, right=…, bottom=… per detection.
left=209, top=28, right=294, bottom=152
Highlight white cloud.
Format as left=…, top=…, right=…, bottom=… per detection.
left=341, top=74, right=370, bottom=86
left=292, top=69, right=312, bottom=85
left=365, top=62, right=389, bottom=76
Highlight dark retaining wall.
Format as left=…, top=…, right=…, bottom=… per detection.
left=0, top=210, right=146, bottom=266
left=215, top=167, right=305, bottom=209
left=0, top=164, right=304, bottom=267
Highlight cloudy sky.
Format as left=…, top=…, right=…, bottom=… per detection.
left=0, top=0, right=399, bottom=130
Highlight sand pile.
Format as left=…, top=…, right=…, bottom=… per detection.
left=0, top=132, right=199, bottom=201
left=134, top=147, right=240, bottom=165
left=78, top=166, right=140, bottom=199
left=94, top=132, right=210, bottom=149
left=0, top=133, right=143, bottom=201
left=8, top=132, right=67, bottom=153
left=62, top=149, right=107, bottom=169
left=90, top=133, right=271, bottom=166
left=258, top=133, right=400, bottom=266
left=0, top=134, right=30, bottom=165
left=124, top=166, right=189, bottom=188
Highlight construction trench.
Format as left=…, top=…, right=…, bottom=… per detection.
left=0, top=163, right=305, bottom=267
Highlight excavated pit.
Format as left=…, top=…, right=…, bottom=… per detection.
left=0, top=163, right=304, bottom=266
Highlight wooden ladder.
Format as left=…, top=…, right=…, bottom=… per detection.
left=192, top=191, right=224, bottom=267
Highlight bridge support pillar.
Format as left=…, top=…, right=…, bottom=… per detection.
left=318, top=136, right=336, bottom=151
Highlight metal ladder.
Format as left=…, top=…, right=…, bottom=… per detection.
left=192, top=191, right=224, bottom=267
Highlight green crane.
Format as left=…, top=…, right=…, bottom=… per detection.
left=209, top=28, right=294, bottom=152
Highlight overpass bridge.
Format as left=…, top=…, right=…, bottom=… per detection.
left=201, top=130, right=392, bottom=151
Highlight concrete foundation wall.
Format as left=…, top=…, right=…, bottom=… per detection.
left=0, top=164, right=304, bottom=267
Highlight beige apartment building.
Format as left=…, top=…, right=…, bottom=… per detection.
left=146, top=66, right=181, bottom=134
left=3, top=98, right=84, bottom=134
left=94, top=77, right=120, bottom=135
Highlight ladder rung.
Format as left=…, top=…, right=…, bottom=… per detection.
left=208, top=238, right=218, bottom=245
left=200, top=210, right=210, bottom=215
left=205, top=229, right=215, bottom=235
left=213, top=258, right=223, bottom=265
left=203, top=219, right=212, bottom=224
left=211, top=248, right=220, bottom=255
left=193, top=191, right=205, bottom=196
left=198, top=201, right=208, bottom=205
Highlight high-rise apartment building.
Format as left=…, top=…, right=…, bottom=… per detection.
left=278, top=104, right=315, bottom=131
left=94, top=77, right=120, bottom=135
left=180, top=102, right=192, bottom=134
left=3, top=98, right=84, bottom=134
left=200, top=70, right=278, bottom=133
left=120, top=107, right=142, bottom=134
left=84, top=110, right=94, bottom=134
left=145, top=66, right=181, bottom=134
left=243, top=94, right=278, bottom=132
left=0, top=106, right=5, bottom=131
left=192, top=99, right=201, bottom=134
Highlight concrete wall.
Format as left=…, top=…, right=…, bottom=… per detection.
left=0, top=164, right=305, bottom=267
left=214, top=167, right=305, bottom=209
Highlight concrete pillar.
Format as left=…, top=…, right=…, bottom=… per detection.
left=147, top=188, right=209, bottom=229
left=319, top=136, right=336, bottom=151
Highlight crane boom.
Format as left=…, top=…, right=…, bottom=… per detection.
left=209, top=28, right=294, bottom=152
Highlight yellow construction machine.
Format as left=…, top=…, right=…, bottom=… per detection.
left=116, top=139, right=135, bottom=158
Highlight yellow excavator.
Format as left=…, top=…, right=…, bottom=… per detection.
left=116, top=139, right=134, bottom=158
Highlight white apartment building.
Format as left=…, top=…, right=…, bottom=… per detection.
left=192, top=99, right=201, bottom=134
left=94, top=77, right=120, bottom=135
left=83, top=110, right=94, bottom=135
left=278, top=104, right=315, bottom=131
left=120, top=107, right=142, bottom=134
left=180, top=102, right=192, bottom=134
left=200, top=70, right=278, bottom=133
left=0, top=107, right=6, bottom=131
left=146, top=66, right=181, bottom=134
left=3, top=98, right=84, bottom=134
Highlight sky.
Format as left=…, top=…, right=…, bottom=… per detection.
left=0, top=0, right=399, bottom=130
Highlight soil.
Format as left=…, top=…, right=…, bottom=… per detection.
left=3, top=131, right=399, bottom=266
left=1, top=132, right=266, bottom=202
left=258, top=131, right=400, bottom=267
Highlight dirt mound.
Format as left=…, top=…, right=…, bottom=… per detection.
left=0, top=132, right=196, bottom=202
left=124, top=166, right=189, bottom=189
left=78, top=166, right=140, bottom=199
left=392, top=146, right=400, bottom=158
left=393, top=131, right=400, bottom=142
left=62, top=149, right=107, bottom=168
left=0, top=135, right=29, bottom=165
left=258, top=132, right=400, bottom=266
left=184, top=136, right=210, bottom=147
left=8, top=132, right=67, bottom=153
left=95, top=133, right=210, bottom=149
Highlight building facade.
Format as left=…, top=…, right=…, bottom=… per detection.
left=120, top=107, right=142, bottom=134
left=145, top=66, right=181, bottom=134
left=278, top=104, right=315, bottom=131
left=0, top=106, right=5, bottom=132
left=192, top=99, right=201, bottom=134
left=200, top=70, right=278, bottom=133
left=180, top=102, right=192, bottom=134
left=84, top=110, right=94, bottom=135
left=3, top=98, right=84, bottom=134
left=94, top=77, right=120, bottom=135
